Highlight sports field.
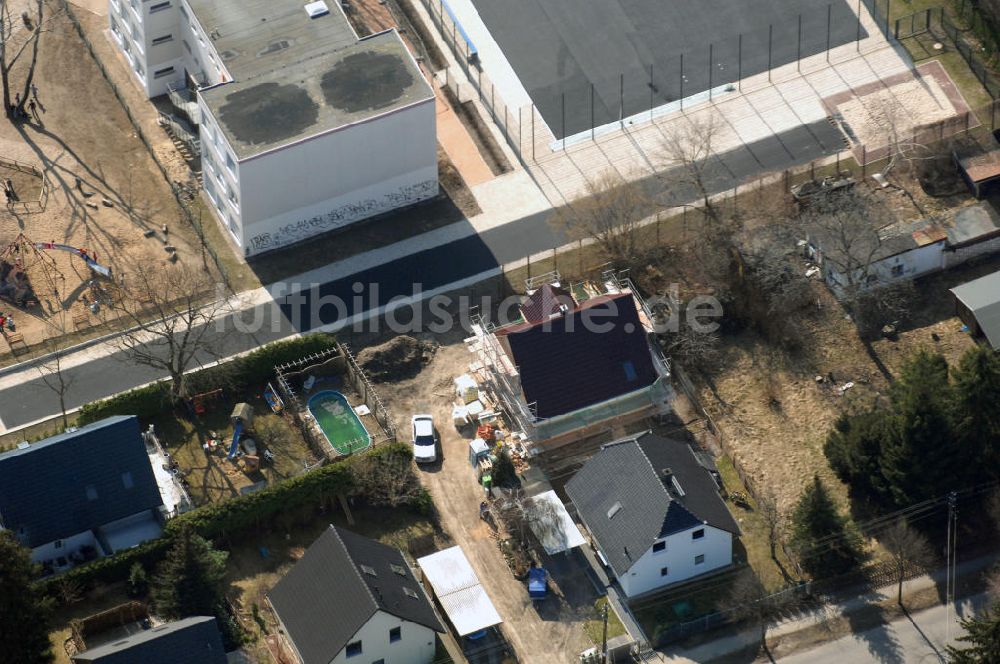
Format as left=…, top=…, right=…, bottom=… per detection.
left=469, top=0, right=870, bottom=138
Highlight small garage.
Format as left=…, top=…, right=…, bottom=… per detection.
left=951, top=270, right=1000, bottom=350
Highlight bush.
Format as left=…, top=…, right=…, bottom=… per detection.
left=78, top=383, right=171, bottom=425
left=36, top=439, right=424, bottom=603
left=78, top=334, right=339, bottom=424
left=127, top=562, right=149, bottom=598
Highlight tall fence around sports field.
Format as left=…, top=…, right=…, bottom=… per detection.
left=895, top=5, right=1000, bottom=100
left=419, top=0, right=895, bottom=160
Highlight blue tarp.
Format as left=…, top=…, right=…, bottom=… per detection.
left=528, top=567, right=546, bottom=600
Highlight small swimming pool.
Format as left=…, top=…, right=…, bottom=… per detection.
left=307, top=390, right=371, bottom=456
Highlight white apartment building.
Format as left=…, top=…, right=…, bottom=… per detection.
left=108, top=0, right=438, bottom=256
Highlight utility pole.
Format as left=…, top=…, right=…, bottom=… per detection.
left=945, top=491, right=958, bottom=642
left=601, top=602, right=609, bottom=663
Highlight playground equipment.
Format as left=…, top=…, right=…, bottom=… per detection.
left=227, top=403, right=254, bottom=461
left=33, top=241, right=112, bottom=278
left=190, top=388, right=224, bottom=416
left=263, top=382, right=283, bottom=414
left=0, top=234, right=59, bottom=308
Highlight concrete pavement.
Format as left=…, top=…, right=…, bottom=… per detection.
left=658, top=553, right=999, bottom=663
left=777, top=593, right=989, bottom=663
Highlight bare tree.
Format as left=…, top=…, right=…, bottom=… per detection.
left=721, top=569, right=800, bottom=656
left=659, top=112, right=728, bottom=224
left=803, top=188, right=913, bottom=337
left=103, top=264, right=229, bottom=401
left=35, top=312, right=75, bottom=429
left=880, top=518, right=934, bottom=607
left=0, top=0, right=56, bottom=118
left=555, top=170, right=653, bottom=268
left=756, top=487, right=785, bottom=567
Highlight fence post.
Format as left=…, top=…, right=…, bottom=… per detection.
left=826, top=3, right=832, bottom=61
left=862, top=145, right=867, bottom=177
left=857, top=0, right=862, bottom=51
left=768, top=24, right=773, bottom=80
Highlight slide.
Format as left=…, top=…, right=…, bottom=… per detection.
left=227, top=420, right=243, bottom=460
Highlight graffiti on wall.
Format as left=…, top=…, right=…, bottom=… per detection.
left=247, top=179, right=438, bottom=254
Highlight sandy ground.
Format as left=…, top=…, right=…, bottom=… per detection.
left=367, top=334, right=598, bottom=664
left=837, top=76, right=957, bottom=148
left=0, top=0, right=203, bottom=350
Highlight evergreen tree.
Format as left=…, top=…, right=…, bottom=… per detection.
left=824, top=410, right=892, bottom=502
left=790, top=475, right=864, bottom=578
left=881, top=350, right=958, bottom=507
left=952, top=345, right=1000, bottom=477
left=946, top=602, right=1000, bottom=663
left=0, top=532, right=54, bottom=663
left=151, top=524, right=228, bottom=619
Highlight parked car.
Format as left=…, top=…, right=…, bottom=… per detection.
left=411, top=414, right=437, bottom=464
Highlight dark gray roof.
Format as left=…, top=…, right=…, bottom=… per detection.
left=268, top=526, right=442, bottom=664
left=565, top=432, right=740, bottom=577
left=951, top=270, right=1000, bottom=350
left=71, top=616, right=226, bottom=664
left=498, top=293, right=659, bottom=419
left=192, top=0, right=433, bottom=159
left=0, top=416, right=163, bottom=548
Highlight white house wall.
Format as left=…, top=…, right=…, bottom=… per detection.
left=234, top=100, right=438, bottom=256
left=617, top=525, right=732, bottom=598
left=329, top=611, right=436, bottom=664
left=30, top=530, right=100, bottom=564
left=825, top=241, right=946, bottom=297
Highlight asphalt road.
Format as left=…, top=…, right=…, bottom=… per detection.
left=0, top=118, right=841, bottom=429
left=777, top=593, right=989, bottom=663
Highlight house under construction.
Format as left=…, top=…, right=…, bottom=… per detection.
left=467, top=271, right=672, bottom=453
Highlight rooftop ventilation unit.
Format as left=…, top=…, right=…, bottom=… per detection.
left=305, top=1, right=330, bottom=18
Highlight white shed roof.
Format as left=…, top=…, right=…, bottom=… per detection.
left=417, top=546, right=502, bottom=636
left=527, top=490, right=587, bottom=555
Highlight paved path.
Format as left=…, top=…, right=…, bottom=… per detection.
left=660, top=553, right=999, bottom=663
left=777, top=593, right=989, bottom=663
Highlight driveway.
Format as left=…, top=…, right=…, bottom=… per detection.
left=373, top=340, right=597, bottom=663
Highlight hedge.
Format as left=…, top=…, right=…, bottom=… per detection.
left=78, top=334, right=338, bottom=424
left=39, top=443, right=416, bottom=600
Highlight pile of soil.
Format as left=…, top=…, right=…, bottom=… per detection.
left=356, top=335, right=435, bottom=382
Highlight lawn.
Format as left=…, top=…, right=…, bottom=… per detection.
left=582, top=597, right=627, bottom=645
left=150, top=389, right=320, bottom=505
left=714, top=456, right=798, bottom=591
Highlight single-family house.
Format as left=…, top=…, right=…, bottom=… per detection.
left=807, top=202, right=1000, bottom=298
left=566, top=431, right=740, bottom=599
left=268, top=525, right=443, bottom=664
left=951, top=269, right=1000, bottom=350
left=468, top=273, right=672, bottom=452
left=71, top=616, right=227, bottom=664
left=0, top=416, right=165, bottom=570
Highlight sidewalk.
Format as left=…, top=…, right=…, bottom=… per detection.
left=657, top=553, right=999, bottom=663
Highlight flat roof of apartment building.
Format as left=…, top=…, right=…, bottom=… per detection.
left=191, top=0, right=433, bottom=159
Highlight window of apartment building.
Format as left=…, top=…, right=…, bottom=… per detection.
left=182, top=38, right=192, bottom=54
left=694, top=554, right=705, bottom=565
left=129, top=0, right=139, bottom=13
left=652, top=540, right=666, bottom=553
left=225, top=151, right=236, bottom=174
left=692, top=529, right=705, bottom=540
left=149, top=1, right=171, bottom=12
left=153, top=66, right=175, bottom=79
left=389, top=627, right=401, bottom=643
left=151, top=34, right=173, bottom=45
left=345, top=641, right=362, bottom=658
left=227, top=185, right=238, bottom=208
left=179, top=4, right=188, bottom=20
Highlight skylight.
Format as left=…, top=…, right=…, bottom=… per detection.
left=607, top=501, right=623, bottom=519
left=360, top=564, right=377, bottom=577
left=403, top=587, right=418, bottom=599
left=391, top=563, right=407, bottom=577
